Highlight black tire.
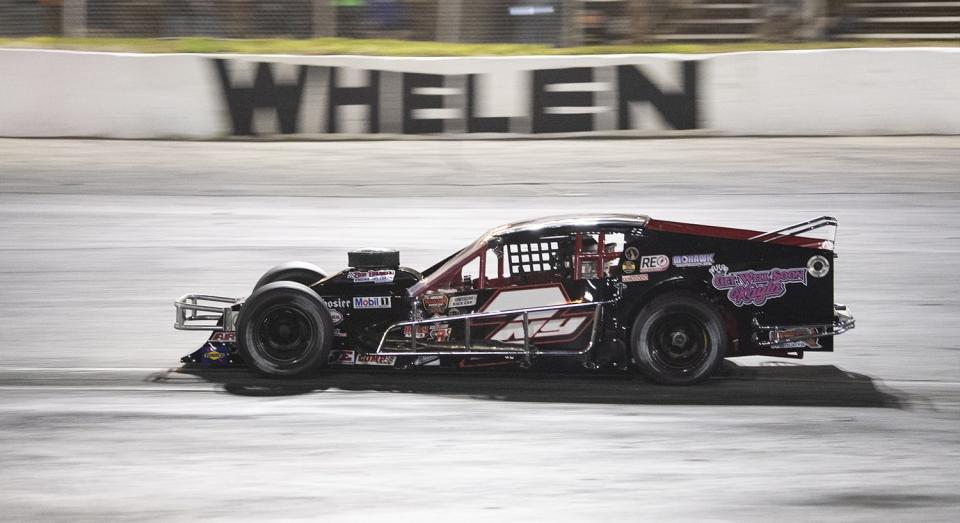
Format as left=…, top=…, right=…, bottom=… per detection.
left=254, top=261, right=326, bottom=291
left=237, top=281, right=333, bottom=378
left=630, top=291, right=727, bottom=385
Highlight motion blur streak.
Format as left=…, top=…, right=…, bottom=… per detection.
left=1, top=137, right=959, bottom=521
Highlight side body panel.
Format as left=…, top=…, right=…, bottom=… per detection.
left=614, top=228, right=835, bottom=356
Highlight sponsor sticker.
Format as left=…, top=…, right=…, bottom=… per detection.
left=356, top=354, right=396, bottom=366
left=353, top=296, right=392, bottom=309
left=622, top=261, right=636, bottom=274
left=638, top=255, right=670, bottom=273
left=448, top=294, right=478, bottom=308
left=624, top=247, right=640, bottom=261
left=323, top=297, right=351, bottom=309
left=772, top=327, right=823, bottom=349
left=403, top=323, right=451, bottom=341
left=347, top=270, right=395, bottom=284
left=672, top=253, right=715, bottom=268
left=622, top=274, right=649, bottom=283
left=430, top=324, right=452, bottom=343
left=210, top=331, right=236, bottom=342
left=203, top=343, right=227, bottom=361
left=329, top=310, right=344, bottom=325
left=422, top=293, right=449, bottom=315
left=710, top=264, right=807, bottom=307
left=328, top=350, right=356, bottom=364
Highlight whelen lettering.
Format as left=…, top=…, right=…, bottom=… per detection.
left=212, top=60, right=700, bottom=136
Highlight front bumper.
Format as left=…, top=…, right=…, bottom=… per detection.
left=174, top=294, right=240, bottom=332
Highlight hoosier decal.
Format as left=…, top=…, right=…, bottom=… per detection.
left=323, top=297, right=352, bottom=309
left=710, top=264, right=807, bottom=307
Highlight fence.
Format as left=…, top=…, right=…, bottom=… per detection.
left=1, top=1, right=958, bottom=44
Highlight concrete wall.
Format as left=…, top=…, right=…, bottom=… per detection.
left=0, top=48, right=957, bottom=138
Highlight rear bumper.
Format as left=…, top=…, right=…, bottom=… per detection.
left=752, top=304, right=855, bottom=350
left=174, top=294, right=240, bottom=332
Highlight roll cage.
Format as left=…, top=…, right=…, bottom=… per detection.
left=407, top=214, right=648, bottom=297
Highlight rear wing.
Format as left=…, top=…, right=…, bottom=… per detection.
left=750, top=216, right=837, bottom=250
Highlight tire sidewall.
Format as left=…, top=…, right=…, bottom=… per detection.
left=238, top=282, right=333, bottom=377
left=631, top=292, right=726, bottom=385
left=254, top=261, right=327, bottom=291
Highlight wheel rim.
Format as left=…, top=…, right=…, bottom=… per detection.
left=645, top=311, right=711, bottom=376
left=256, top=305, right=314, bottom=364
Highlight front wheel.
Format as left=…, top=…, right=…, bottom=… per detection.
left=237, top=281, right=333, bottom=378
left=630, top=292, right=727, bottom=385
left=254, top=261, right=327, bottom=292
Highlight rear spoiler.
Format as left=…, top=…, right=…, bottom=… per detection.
left=750, top=216, right=837, bottom=250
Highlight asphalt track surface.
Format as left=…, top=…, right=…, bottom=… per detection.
left=1, top=137, right=959, bottom=521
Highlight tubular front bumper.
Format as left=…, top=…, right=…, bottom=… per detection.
left=174, top=294, right=240, bottom=332
left=753, top=304, right=855, bottom=349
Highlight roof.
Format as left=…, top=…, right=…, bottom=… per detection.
left=489, top=213, right=650, bottom=237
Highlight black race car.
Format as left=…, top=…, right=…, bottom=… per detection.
left=175, top=214, right=854, bottom=385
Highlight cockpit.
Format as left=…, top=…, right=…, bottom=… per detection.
left=408, top=214, right=648, bottom=297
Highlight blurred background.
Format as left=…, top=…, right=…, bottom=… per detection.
left=2, top=0, right=958, bottom=45
left=1, top=2, right=958, bottom=521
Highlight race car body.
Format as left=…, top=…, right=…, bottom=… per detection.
left=175, top=214, right=854, bottom=384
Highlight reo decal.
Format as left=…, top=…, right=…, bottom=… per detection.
left=329, top=310, right=344, bottom=325
left=347, top=270, right=395, bottom=284
left=672, top=253, right=715, bottom=268
left=638, top=255, right=670, bottom=273
left=353, top=296, right=392, bottom=309
left=448, top=294, right=478, bottom=308
left=710, top=264, right=807, bottom=307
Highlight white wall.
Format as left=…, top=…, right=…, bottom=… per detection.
left=705, top=49, right=960, bottom=135
left=0, top=48, right=957, bottom=138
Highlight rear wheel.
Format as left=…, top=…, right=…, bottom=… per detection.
left=631, top=292, right=726, bottom=385
left=237, top=281, right=333, bottom=377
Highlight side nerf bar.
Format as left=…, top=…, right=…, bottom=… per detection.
left=174, top=294, right=240, bottom=332
left=752, top=303, right=855, bottom=348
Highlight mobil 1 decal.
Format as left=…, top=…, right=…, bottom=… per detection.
left=709, top=264, right=807, bottom=307
left=212, top=59, right=699, bottom=136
